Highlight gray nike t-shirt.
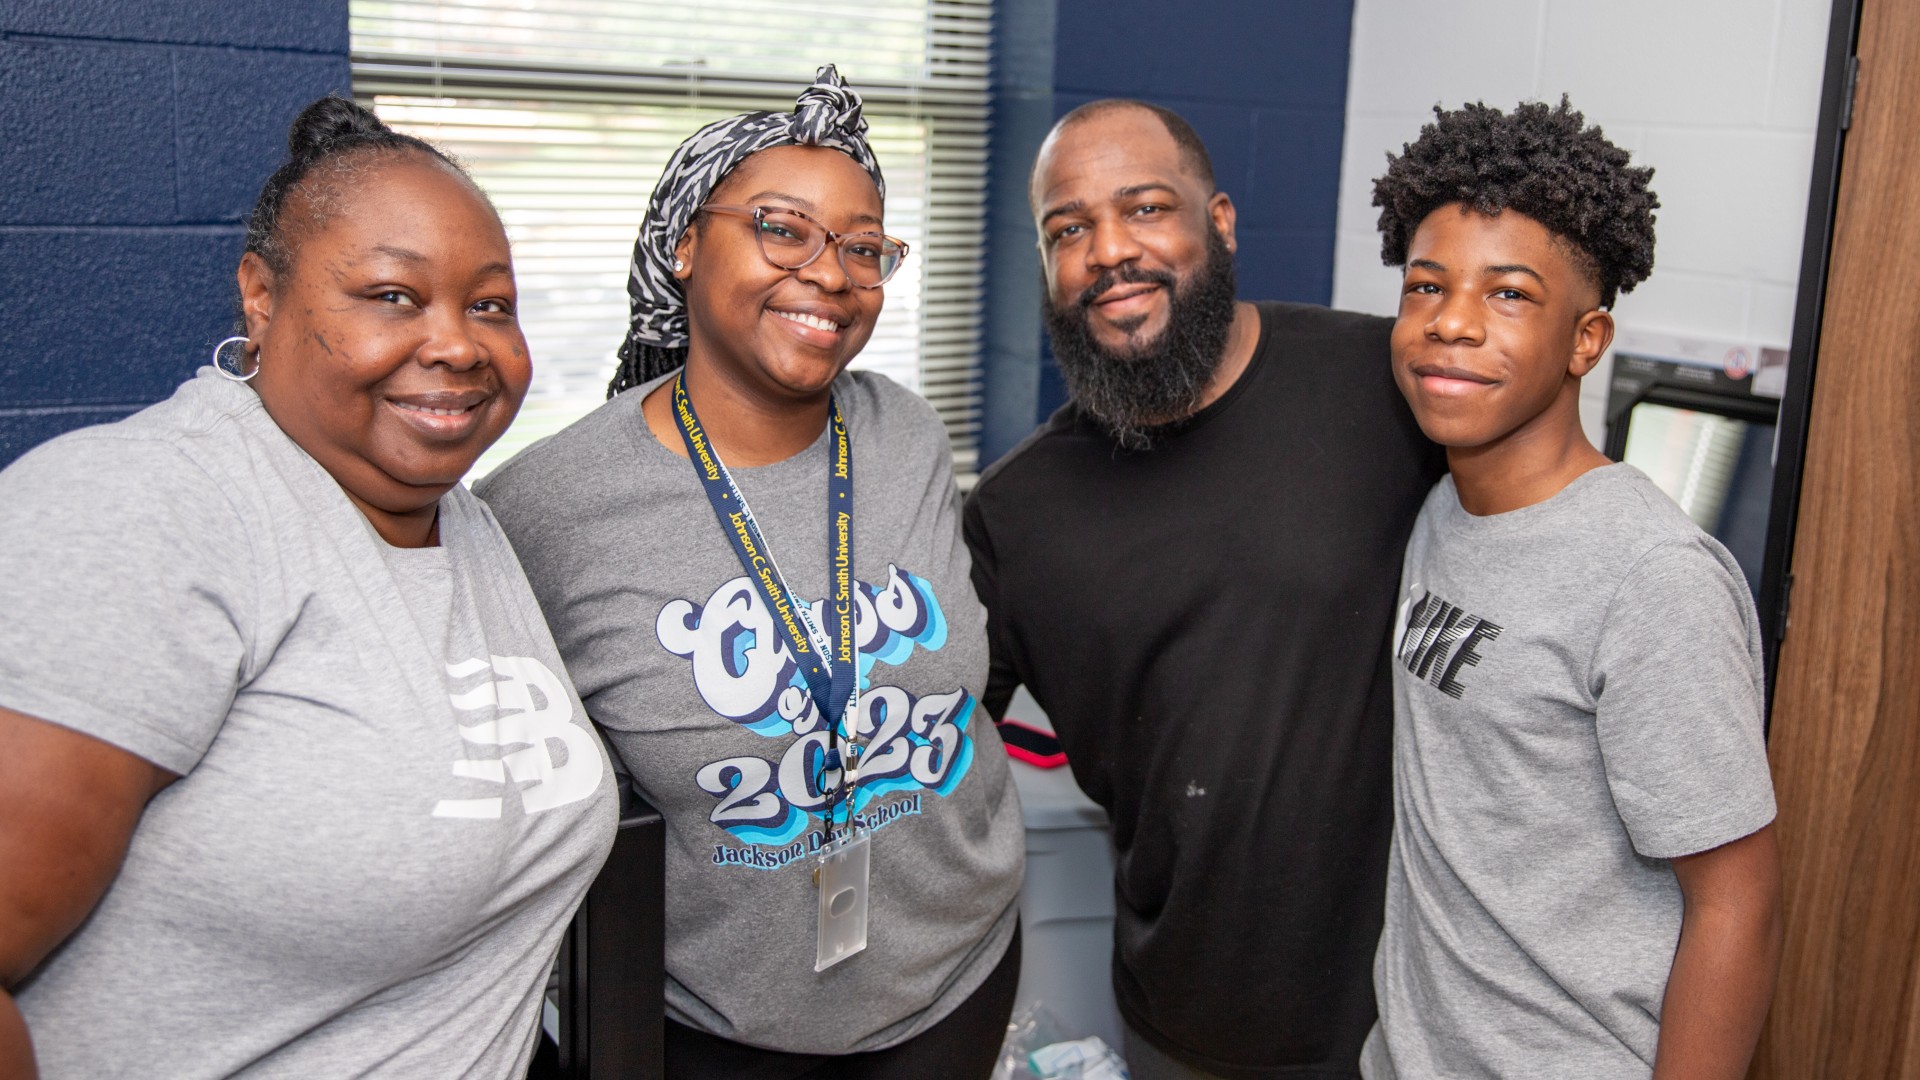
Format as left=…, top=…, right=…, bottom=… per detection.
left=0, top=369, right=619, bottom=1080
left=477, top=369, right=1024, bottom=1055
left=1362, top=464, right=1776, bottom=1079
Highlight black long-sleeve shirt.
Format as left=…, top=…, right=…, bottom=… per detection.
left=964, top=302, right=1446, bottom=1079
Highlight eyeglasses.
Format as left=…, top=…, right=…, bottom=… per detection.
left=699, top=204, right=909, bottom=289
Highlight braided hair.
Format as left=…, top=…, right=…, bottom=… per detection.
left=610, top=341, right=690, bottom=396
left=1371, top=97, right=1658, bottom=308
left=244, top=95, right=481, bottom=285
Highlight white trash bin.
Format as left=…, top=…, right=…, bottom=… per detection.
left=1004, top=687, right=1124, bottom=1054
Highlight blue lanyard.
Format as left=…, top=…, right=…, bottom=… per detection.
left=671, top=374, right=858, bottom=829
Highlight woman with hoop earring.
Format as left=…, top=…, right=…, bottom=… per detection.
left=0, top=96, right=616, bottom=1079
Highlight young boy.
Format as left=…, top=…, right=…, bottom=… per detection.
left=1360, top=99, right=1782, bottom=1080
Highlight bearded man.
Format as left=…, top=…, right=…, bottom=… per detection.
left=963, top=100, right=1445, bottom=1080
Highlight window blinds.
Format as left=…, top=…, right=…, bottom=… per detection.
left=349, top=0, right=991, bottom=478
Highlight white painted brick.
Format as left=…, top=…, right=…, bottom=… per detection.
left=1768, top=0, right=1833, bottom=130
left=1579, top=352, right=1614, bottom=448
left=1336, top=113, right=1431, bottom=237
left=1639, top=128, right=1813, bottom=281
left=1747, top=282, right=1799, bottom=345
left=1612, top=271, right=1751, bottom=341
left=1540, top=0, right=1775, bottom=126
left=1333, top=0, right=1826, bottom=355
left=1596, top=124, right=1648, bottom=159
left=1332, top=230, right=1403, bottom=318
left=1346, top=0, right=1544, bottom=117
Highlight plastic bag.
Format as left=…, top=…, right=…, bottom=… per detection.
left=992, top=1004, right=1130, bottom=1080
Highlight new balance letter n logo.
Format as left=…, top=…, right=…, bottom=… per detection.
left=432, top=655, right=604, bottom=820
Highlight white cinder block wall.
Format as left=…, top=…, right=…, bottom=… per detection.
left=1330, top=0, right=1832, bottom=443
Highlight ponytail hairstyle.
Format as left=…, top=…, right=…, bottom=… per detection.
left=243, top=95, right=480, bottom=286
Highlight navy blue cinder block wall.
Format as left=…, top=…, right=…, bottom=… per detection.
left=0, top=0, right=350, bottom=467
left=977, top=0, right=1358, bottom=467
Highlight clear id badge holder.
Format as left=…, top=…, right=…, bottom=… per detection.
left=814, top=828, right=871, bottom=971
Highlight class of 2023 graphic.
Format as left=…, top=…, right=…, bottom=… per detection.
left=656, top=564, right=976, bottom=870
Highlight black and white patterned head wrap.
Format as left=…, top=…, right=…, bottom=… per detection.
left=609, top=64, right=885, bottom=394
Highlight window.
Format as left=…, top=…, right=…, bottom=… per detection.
left=349, top=0, right=992, bottom=477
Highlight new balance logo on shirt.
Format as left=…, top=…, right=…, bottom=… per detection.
left=1395, top=586, right=1503, bottom=700
left=433, top=654, right=605, bottom=820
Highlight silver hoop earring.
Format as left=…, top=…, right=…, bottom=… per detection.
left=211, top=336, right=260, bottom=382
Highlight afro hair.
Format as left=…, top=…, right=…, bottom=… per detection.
left=1371, top=97, right=1658, bottom=308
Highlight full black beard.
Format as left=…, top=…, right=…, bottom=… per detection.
left=1043, top=227, right=1239, bottom=450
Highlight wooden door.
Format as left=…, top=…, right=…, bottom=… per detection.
left=1753, top=0, right=1920, bottom=1075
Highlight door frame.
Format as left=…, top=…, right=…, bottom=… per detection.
left=1758, top=0, right=1864, bottom=714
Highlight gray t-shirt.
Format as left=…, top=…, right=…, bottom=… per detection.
left=476, top=369, right=1024, bottom=1055
left=1362, top=464, right=1776, bottom=1079
left=0, top=369, right=619, bottom=1080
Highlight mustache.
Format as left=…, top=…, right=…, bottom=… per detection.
left=1043, top=226, right=1239, bottom=451
left=1077, top=265, right=1177, bottom=309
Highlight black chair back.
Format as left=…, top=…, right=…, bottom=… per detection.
left=532, top=791, right=666, bottom=1079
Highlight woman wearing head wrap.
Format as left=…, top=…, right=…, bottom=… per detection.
left=476, top=67, right=1025, bottom=1079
